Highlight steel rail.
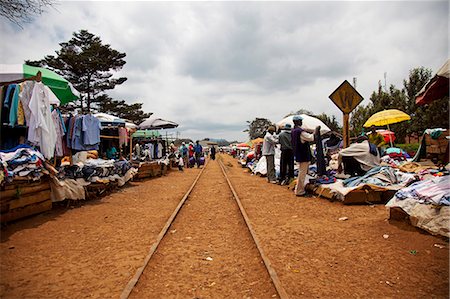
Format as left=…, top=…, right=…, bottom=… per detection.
left=120, top=163, right=207, bottom=299
left=218, top=158, right=290, bottom=299
left=121, top=157, right=289, bottom=299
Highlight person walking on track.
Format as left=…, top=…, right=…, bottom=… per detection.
left=210, top=145, right=216, bottom=160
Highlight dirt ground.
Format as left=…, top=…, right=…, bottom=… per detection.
left=0, top=154, right=448, bottom=299
left=131, top=160, right=277, bottom=299
left=220, top=154, right=449, bottom=298
left=0, top=168, right=200, bottom=299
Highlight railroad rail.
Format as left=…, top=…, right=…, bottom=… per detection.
left=120, top=157, right=289, bottom=299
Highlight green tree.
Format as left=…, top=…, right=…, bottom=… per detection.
left=27, top=29, right=127, bottom=112
left=96, top=95, right=152, bottom=124
left=314, top=113, right=342, bottom=133
left=350, top=105, right=372, bottom=137
left=244, top=118, right=273, bottom=140
left=402, top=67, right=442, bottom=139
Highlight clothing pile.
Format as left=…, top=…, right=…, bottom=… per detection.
left=343, top=166, right=418, bottom=188
left=0, top=144, right=47, bottom=184
left=386, top=175, right=450, bottom=237
left=58, top=157, right=135, bottom=183
left=394, top=176, right=450, bottom=206
left=50, top=155, right=137, bottom=202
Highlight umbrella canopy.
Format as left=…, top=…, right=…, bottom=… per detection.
left=94, top=112, right=125, bottom=123
left=139, top=117, right=178, bottom=130
left=416, top=59, right=449, bottom=106
left=132, top=130, right=161, bottom=138
left=276, top=114, right=330, bottom=135
left=251, top=137, right=264, bottom=144
left=363, top=109, right=411, bottom=127
left=0, top=64, right=79, bottom=104
left=368, top=129, right=396, bottom=144
left=236, top=142, right=250, bottom=148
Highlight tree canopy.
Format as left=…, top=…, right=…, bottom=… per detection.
left=27, top=29, right=127, bottom=112
left=245, top=118, right=273, bottom=140
left=349, top=66, right=448, bottom=143
left=96, top=95, right=152, bottom=125
left=26, top=29, right=152, bottom=125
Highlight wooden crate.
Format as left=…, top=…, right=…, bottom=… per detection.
left=1, top=187, right=52, bottom=223
left=1, top=200, right=52, bottom=223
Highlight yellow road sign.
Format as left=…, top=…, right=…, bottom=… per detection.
left=329, top=80, right=363, bottom=113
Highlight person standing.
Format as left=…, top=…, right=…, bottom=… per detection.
left=188, top=142, right=195, bottom=168
left=210, top=145, right=216, bottom=160
left=278, top=123, right=294, bottom=185
left=262, top=125, right=279, bottom=183
left=291, top=116, right=315, bottom=196
left=179, top=142, right=188, bottom=167
left=367, top=125, right=386, bottom=154
left=194, top=140, right=203, bottom=168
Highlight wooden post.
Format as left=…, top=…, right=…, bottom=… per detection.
left=343, top=112, right=350, bottom=148
left=129, top=134, right=133, bottom=161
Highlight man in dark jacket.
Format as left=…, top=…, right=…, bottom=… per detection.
left=278, top=123, right=294, bottom=185
left=291, top=116, right=316, bottom=196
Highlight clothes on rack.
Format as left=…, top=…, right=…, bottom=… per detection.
left=27, top=82, right=57, bottom=159
left=65, top=114, right=101, bottom=151
left=118, top=127, right=128, bottom=146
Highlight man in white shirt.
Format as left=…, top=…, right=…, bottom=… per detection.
left=262, top=125, right=279, bottom=183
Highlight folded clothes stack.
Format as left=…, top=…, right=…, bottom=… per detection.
left=0, top=144, right=47, bottom=184
left=57, top=156, right=134, bottom=182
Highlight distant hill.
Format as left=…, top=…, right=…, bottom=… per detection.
left=202, top=138, right=234, bottom=146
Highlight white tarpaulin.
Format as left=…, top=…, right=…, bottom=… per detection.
left=276, top=114, right=330, bottom=135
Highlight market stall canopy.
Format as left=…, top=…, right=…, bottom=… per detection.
left=416, top=59, right=449, bottom=106
left=276, top=114, right=330, bottom=135
left=0, top=64, right=80, bottom=104
left=132, top=130, right=161, bottom=138
left=237, top=142, right=250, bottom=148
left=251, top=137, right=264, bottom=144
left=139, top=117, right=179, bottom=130
left=363, top=109, right=411, bottom=127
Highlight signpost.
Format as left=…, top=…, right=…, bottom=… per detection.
left=329, top=80, right=363, bottom=148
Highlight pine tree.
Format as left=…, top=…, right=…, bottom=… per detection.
left=27, top=29, right=127, bottom=112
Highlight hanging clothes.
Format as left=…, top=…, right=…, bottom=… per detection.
left=118, top=127, right=128, bottom=147
left=19, top=80, right=35, bottom=126
left=52, top=109, right=65, bottom=157
left=2, top=84, right=16, bottom=124
left=27, top=82, right=57, bottom=159
left=82, top=114, right=101, bottom=146
left=8, top=84, right=20, bottom=126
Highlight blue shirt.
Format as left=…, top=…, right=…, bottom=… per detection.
left=194, top=144, right=202, bottom=154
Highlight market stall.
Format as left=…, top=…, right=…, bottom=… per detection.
left=0, top=67, right=138, bottom=222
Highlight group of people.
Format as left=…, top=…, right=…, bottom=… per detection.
left=175, top=140, right=207, bottom=170
left=262, top=115, right=319, bottom=197
left=262, top=117, right=387, bottom=197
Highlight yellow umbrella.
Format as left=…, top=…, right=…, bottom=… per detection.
left=363, top=109, right=410, bottom=127
left=363, top=109, right=411, bottom=147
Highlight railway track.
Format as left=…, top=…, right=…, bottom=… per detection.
left=120, top=157, right=288, bottom=299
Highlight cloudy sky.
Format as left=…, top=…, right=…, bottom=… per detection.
left=1, top=1, right=448, bottom=141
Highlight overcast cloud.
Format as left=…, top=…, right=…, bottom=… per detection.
left=1, top=1, right=448, bottom=141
